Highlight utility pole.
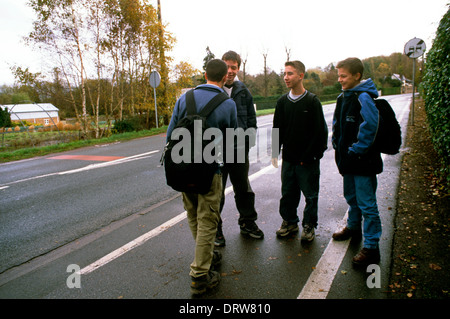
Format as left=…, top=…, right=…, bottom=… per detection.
left=157, top=0, right=167, bottom=124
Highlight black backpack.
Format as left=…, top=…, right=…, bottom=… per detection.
left=162, top=89, right=229, bottom=194
left=372, top=98, right=402, bottom=155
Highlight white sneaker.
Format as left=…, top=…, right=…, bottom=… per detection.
left=301, top=225, right=315, bottom=242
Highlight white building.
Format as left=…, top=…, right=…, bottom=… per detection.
left=0, top=103, right=59, bottom=126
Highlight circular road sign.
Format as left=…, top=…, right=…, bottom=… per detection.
left=404, top=38, right=426, bottom=59
left=149, top=71, right=161, bottom=88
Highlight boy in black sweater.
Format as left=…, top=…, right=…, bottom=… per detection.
left=271, top=60, right=327, bottom=241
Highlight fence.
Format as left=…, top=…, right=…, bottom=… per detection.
left=253, top=92, right=341, bottom=110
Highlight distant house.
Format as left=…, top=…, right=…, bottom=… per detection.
left=0, top=103, right=59, bottom=126
left=391, top=74, right=412, bottom=85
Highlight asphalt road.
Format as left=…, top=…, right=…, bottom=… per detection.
left=0, top=94, right=412, bottom=302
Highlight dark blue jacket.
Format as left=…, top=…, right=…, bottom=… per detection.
left=229, top=81, right=256, bottom=131
left=332, top=79, right=383, bottom=175
left=227, top=80, right=257, bottom=151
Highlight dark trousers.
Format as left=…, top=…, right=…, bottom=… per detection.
left=219, top=152, right=257, bottom=226
left=279, top=160, right=320, bottom=227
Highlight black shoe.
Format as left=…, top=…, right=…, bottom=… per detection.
left=211, top=250, right=222, bottom=270
left=240, top=221, right=264, bottom=239
left=215, top=225, right=226, bottom=247
left=190, top=270, right=221, bottom=295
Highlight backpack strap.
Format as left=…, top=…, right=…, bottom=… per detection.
left=185, top=90, right=229, bottom=118
left=185, top=89, right=197, bottom=116
left=199, top=92, right=230, bottom=117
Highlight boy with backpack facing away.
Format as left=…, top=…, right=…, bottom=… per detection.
left=166, top=59, right=237, bottom=294
left=331, top=57, right=382, bottom=266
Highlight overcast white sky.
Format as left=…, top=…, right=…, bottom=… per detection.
left=0, top=0, right=448, bottom=85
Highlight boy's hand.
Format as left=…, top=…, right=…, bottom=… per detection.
left=271, top=158, right=279, bottom=168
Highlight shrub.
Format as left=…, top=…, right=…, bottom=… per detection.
left=112, top=117, right=144, bottom=133
left=422, top=6, right=450, bottom=189
left=64, top=124, right=75, bottom=131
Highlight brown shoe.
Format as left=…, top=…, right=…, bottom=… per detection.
left=332, top=227, right=361, bottom=241
left=352, top=248, right=380, bottom=266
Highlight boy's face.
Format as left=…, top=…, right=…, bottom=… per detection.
left=337, top=67, right=361, bottom=91
left=284, top=65, right=303, bottom=89
left=224, top=59, right=239, bottom=86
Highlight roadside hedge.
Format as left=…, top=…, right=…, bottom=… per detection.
left=422, top=6, right=450, bottom=189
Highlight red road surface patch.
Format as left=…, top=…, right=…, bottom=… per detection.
left=48, top=155, right=125, bottom=162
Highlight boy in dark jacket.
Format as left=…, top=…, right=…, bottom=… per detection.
left=271, top=60, right=328, bottom=242
left=331, top=57, right=382, bottom=266
left=214, top=51, right=263, bottom=247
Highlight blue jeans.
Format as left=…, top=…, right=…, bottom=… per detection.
left=279, top=160, right=320, bottom=227
left=343, top=174, right=382, bottom=249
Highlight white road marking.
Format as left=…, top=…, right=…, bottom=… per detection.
left=80, top=211, right=187, bottom=275
left=58, top=150, right=158, bottom=175
left=298, top=212, right=350, bottom=299
left=0, top=150, right=158, bottom=187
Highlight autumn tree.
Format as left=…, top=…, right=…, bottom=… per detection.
left=26, top=0, right=175, bottom=134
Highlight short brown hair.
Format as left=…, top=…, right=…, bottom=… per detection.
left=285, top=60, right=306, bottom=75
left=222, top=50, right=241, bottom=68
left=337, top=57, right=364, bottom=81
left=205, top=59, right=227, bottom=82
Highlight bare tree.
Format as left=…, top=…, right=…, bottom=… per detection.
left=262, top=49, right=268, bottom=97
left=285, top=46, right=291, bottom=62
left=241, top=52, right=248, bottom=84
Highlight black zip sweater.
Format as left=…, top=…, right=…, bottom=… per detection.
left=272, top=91, right=328, bottom=164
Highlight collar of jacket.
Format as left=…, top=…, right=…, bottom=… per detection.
left=229, top=80, right=247, bottom=98
left=195, top=83, right=226, bottom=93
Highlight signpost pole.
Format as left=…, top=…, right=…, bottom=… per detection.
left=411, top=58, right=416, bottom=125
left=153, top=87, right=158, bottom=128
left=149, top=71, right=161, bottom=128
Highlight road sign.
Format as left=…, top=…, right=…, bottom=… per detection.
left=149, top=71, right=161, bottom=88
left=404, top=38, right=426, bottom=59
left=404, top=38, right=426, bottom=126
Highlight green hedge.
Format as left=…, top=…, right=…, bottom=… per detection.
left=422, top=6, right=450, bottom=189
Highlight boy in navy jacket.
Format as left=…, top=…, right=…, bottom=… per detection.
left=331, top=57, right=382, bottom=266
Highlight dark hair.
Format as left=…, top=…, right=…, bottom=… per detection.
left=337, top=57, right=364, bottom=80
left=285, top=60, right=305, bottom=74
left=222, top=50, right=241, bottom=68
left=205, top=59, right=228, bottom=82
